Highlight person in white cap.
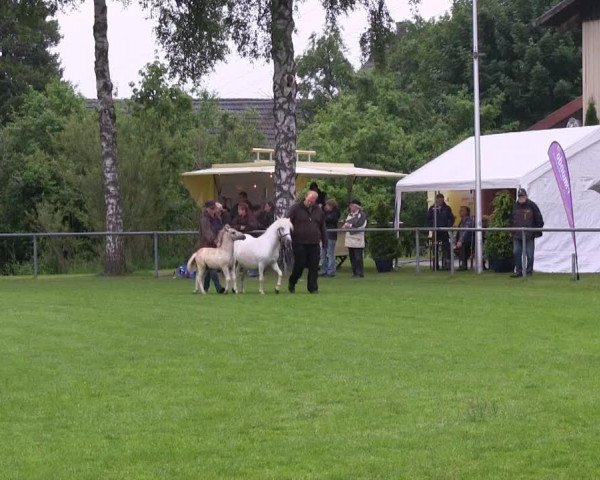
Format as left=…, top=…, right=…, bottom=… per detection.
left=343, top=199, right=368, bottom=277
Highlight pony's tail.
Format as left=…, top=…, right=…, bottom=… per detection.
left=186, top=251, right=197, bottom=273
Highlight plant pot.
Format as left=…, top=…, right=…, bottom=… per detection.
left=489, top=256, right=514, bottom=273
left=374, top=258, right=394, bottom=272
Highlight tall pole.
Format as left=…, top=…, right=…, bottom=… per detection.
left=472, top=0, right=483, bottom=273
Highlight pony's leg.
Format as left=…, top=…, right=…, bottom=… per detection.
left=258, top=264, right=265, bottom=295
left=222, top=267, right=231, bottom=294
left=231, top=264, right=238, bottom=294
left=272, top=262, right=283, bottom=294
left=197, top=266, right=207, bottom=294
left=240, top=268, right=246, bottom=294
left=193, top=261, right=200, bottom=293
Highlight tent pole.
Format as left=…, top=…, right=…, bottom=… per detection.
left=472, top=0, right=483, bottom=274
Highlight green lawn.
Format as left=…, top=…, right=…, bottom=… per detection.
left=1, top=268, right=599, bottom=479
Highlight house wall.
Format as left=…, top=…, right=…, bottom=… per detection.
left=583, top=19, right=600, bottom=121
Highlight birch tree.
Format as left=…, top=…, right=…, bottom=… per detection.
left=93, top=0, right=125, bottom=274
left=144, top=0, right=410, bottom=216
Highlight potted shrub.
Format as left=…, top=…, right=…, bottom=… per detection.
left=485, top=190, right=514, bottom=273
left=367, top=201, right=398, bottom=272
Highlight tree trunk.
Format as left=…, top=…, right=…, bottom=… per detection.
left=271, top=0, right=297, bottom=218
left=93, top=0, right=125, bottom=274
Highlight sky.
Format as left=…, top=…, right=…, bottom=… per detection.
left=55, top=0, right=453, bottom=99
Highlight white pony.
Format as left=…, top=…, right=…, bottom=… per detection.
left=186, top=225, right=246, bottom=294
left=233, top=217, right=293, bottom=294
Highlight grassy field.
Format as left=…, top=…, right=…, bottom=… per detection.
left=1, top=267, right=600, bottom=479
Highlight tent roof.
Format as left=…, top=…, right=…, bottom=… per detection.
left=182, top=161, right=405, bottom=179
left=396, top=126, right=600, bottom=193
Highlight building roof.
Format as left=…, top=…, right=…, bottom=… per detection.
left=198, top=98, right=277, bottom=147
left=537, top=0, right=600, bottom=27
left=86, top=97, right=292, bottom=148
left=527, top=96, right=583, bottom=130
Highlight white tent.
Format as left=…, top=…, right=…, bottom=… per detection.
left=395, top=125, right=600, bottom=272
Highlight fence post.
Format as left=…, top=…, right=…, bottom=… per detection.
left=521, top=229, right=527, bottom=278
left=449, top=230, right=455, bottom=275
left=153, top=232, right=159, bottom=278
left=415, top=230, right=420, bottom=275
left=33, top=234, right=38, bottom=278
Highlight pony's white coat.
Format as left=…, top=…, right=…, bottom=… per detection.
left=233, top=217, right=293, bottom=294
left=186, top=225, right=246, bottom=294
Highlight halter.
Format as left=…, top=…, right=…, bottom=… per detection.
left=278, top=227, right=291, bottom=242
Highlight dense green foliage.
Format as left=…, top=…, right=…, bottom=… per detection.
left=296, top=30, right=355, bottom=122
left=2, top=271, right=600, bottom=478
left=367, top=200, right=398, bottom=259
left=585, top=98, right=599, bottom=126
left=485, top=190, right=514, bottom=259
left=0, top=64, right=263, bottom=273
left=0, top=0, right=62, bottom=125
left=297, top=0, right=580, bottom=224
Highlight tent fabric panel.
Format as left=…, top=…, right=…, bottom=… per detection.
left=396, top=126, right=600, bottom=195
left=181, top=175, right=216, bottom=207
left=529, top=142, right=600, bottom=272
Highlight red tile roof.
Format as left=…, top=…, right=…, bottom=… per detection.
left=527, top=96, right=583, bottom=130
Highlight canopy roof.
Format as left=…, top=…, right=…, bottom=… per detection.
left=182, top=161, right=405, bottom=206
left=396, top=126, right=600, bottom=193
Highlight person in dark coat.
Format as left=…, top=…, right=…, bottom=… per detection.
left=427, top=193, right=455, bottom=270
left=197, top=200, right=225, bottom=293
left=287, top=190, right=327, bottom=293
left=309, top=181, right=327, bottom=208
left=455, top=206, right=474, bottom=270
left=230, top=202, right=258, bottom=233
left=231, top=191, right=253, bottom=219
left=319, top=198, right=341, bottom=277
left=510, top=188, right=544, bottom=277
left=257, top=201, right=275, bottom=230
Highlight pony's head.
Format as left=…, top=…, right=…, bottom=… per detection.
left=216, top=225, right=246, bottom=247
left=272, top=217, right=293, bottom=247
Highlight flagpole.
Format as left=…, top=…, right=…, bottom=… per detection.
left=472, top=0, right=483, bottom=273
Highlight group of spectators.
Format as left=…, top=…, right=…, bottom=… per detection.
left=196, top=182, right=369, bottom=294
left=427, top=189, right=544, bottom=276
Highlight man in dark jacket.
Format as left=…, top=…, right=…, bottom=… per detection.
left=510, top=188, right=544, bottom=277
left=427, top=193, right=455, bottom=270
left=287, top=190, right=328, bottom=293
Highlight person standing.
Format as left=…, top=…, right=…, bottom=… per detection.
left=215, top=201, right=231, bottom=226
left=287, top=190, right=327, bottom=293
left=510, top=188, right=544, bottom=277
left=257, top=201, right=275, bottom=230
left=197, top=200, right=226, bottom=293
left=427, top=193, right=455, bottom=270
left=309, top=181, right=327, bottom=208
left=319, top=198, right=341, bottom=277
left=343, top=199, right=368, bottom=277
left=455, top=206, right=474, bottom=270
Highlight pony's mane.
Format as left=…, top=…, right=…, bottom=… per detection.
left=215, top=228, right=226, bottom=247
left=267, top=217, right=293, bottom=232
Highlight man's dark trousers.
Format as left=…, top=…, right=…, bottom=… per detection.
left=289, top=243, right=320, bottom=292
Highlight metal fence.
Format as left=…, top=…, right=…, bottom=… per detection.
left=1, top=227, right=598, bottom=278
